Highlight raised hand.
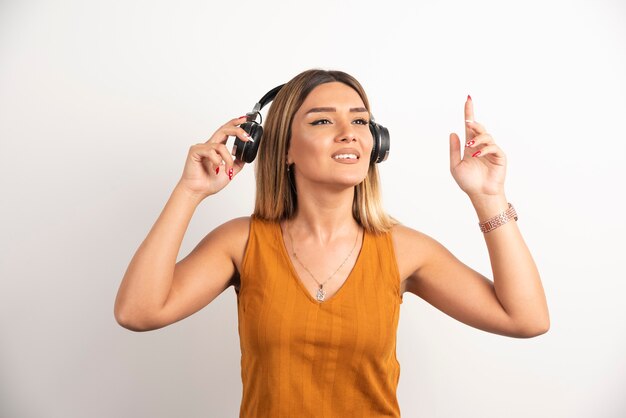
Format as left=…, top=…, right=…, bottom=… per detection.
left=178, top=116, right=253, bottom=198
left=449, top=96, right=507, bottom=198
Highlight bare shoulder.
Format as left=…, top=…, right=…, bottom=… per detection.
left=176, top=215, right=251, bottom=293
left=389, top=223, right=440, bottom=291
left=216, top=216, right=252, bottom=277
left=390, top=223, right=476, bottom=299
left=137, top=216, right=253, bottom=331
left=216, top=215, right=251, bottom=242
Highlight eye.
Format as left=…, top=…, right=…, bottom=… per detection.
left=353, top=118, right=369, bottom=125
left=310, top=119, right=331, bottom=126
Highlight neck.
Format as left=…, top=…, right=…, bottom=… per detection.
left=285, top=186, right=361, bottom=246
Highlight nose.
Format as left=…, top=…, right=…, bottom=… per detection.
left=338, top=134, right=356, bottom=142
left=335, top=120, right=357, bottom=142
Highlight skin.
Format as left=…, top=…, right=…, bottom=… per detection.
left=277, top=82, right=375, bottom=301
left=115, top=82, right=549, bottom=339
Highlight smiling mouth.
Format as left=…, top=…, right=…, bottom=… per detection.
left=332, top=154, right=359, bottom=160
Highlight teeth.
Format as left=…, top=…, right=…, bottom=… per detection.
left=333, top=154, right=358, bottom=160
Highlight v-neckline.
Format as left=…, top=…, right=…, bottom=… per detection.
left=276, top=221, right=367, bottom=305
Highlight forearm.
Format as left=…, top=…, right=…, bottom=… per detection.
left=114, top=183, right=205, bottom=325
left=470, top=193, right=550, bottom=334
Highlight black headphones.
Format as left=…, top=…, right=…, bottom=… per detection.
left=232, top=84, right=390, bottom=165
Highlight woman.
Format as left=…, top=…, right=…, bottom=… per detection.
left=114, top=69, right=549, bottom=417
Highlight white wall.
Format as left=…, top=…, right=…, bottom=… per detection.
left=1, top=0, right=624, bottom=417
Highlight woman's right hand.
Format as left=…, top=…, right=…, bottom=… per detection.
left=177, top=116, right=254, bottom=199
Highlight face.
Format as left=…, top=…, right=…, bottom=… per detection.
left=288, top=82, right=373, bottom=190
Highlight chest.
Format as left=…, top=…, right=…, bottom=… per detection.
left=238, top=282, right=400, bottom=358
left=236, top=231, right=402, bottom=355
left=281, top=229, right=366, bottom=303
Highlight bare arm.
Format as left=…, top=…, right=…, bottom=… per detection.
left=415, top=94, right=549, bottom=338
left=470, top=194, right=549, bottom=335
left=114, top=183, right=203, bottom=331
left=114, top=116, right=253, bottom=331
left=398, top=197, right=549, bottom=339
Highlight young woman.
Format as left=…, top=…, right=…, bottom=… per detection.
left=114, top=69, right=549, bottom=417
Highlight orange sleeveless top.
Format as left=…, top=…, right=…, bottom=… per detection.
left=236, top=215, right=404, bottom=418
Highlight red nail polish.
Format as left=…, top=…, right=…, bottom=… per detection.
left=215, top=166, right=219, bottom=175
left=228, top=168, right=233, bottom=180
left=466, top=140, right=475, bottom=147
left=467, top=95, right=472, bottom=101
left=472, top=150, right=481, bottom=157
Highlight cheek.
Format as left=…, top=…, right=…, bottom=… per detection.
left=362, top=131, right=374, bottom=152
left=291, top=132, right=327, bottom=157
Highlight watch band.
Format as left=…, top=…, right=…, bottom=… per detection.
left=479, top=203, right=518, bottom=233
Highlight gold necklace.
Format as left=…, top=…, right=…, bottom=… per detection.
left=286, top=220, right=361, bottom=302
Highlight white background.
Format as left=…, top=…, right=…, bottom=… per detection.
left=1, top=0, right=625, bottom=417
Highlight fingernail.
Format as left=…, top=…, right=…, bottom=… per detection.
left=465, top=119, right=473, bottom=124
left=228, top=167, right=233, bottom=180
left=472, top=150, right=481, bottom=157
left=215, top=166, right=219, bottom=175
left=239, top=115, right=247, bottom=119
left=466, top=140, right=475, bottom=147
left=467, top=95, right=472, bottom=101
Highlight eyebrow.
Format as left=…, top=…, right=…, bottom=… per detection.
left=305, top=107, right=368, bottom=114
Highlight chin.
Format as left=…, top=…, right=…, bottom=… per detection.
left=300, top=163, right=369, bottom=188
left=337, top=173, right=368, bottom=188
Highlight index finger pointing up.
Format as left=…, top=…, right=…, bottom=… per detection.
left=465, top=95, right=475, bottom=142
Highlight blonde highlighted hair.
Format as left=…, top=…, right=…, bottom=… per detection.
left=252, top=69, right=399, bottom=235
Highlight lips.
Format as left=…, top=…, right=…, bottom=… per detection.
left=331, top=148, right=361, bottom=159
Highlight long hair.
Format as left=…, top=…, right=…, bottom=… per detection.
left=252, top=69, right=399, bottom=234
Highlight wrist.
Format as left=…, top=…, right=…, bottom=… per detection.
left=469, top=193, right=509, bottom=222
left=173, top=182, right=209, bottom=206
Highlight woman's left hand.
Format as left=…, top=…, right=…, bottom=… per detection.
left=449, top=96, right=507, bottom=198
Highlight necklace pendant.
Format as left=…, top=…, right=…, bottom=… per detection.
left=316, top=286, right=326, bottom=302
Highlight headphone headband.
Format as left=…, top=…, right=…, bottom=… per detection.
left=248, top=84, right=285, bottom=121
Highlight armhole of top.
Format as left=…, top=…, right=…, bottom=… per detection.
left=386, top=229, right=404, bottom=303
left=239, top=215, right=255, bottom=290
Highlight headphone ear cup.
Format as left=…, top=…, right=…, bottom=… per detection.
left=369, top=122, right=390, bottom=164
left=234, top=122, right=263, bottom=163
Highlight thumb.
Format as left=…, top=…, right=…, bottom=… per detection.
left=449, top=133, right=461, bottom=171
